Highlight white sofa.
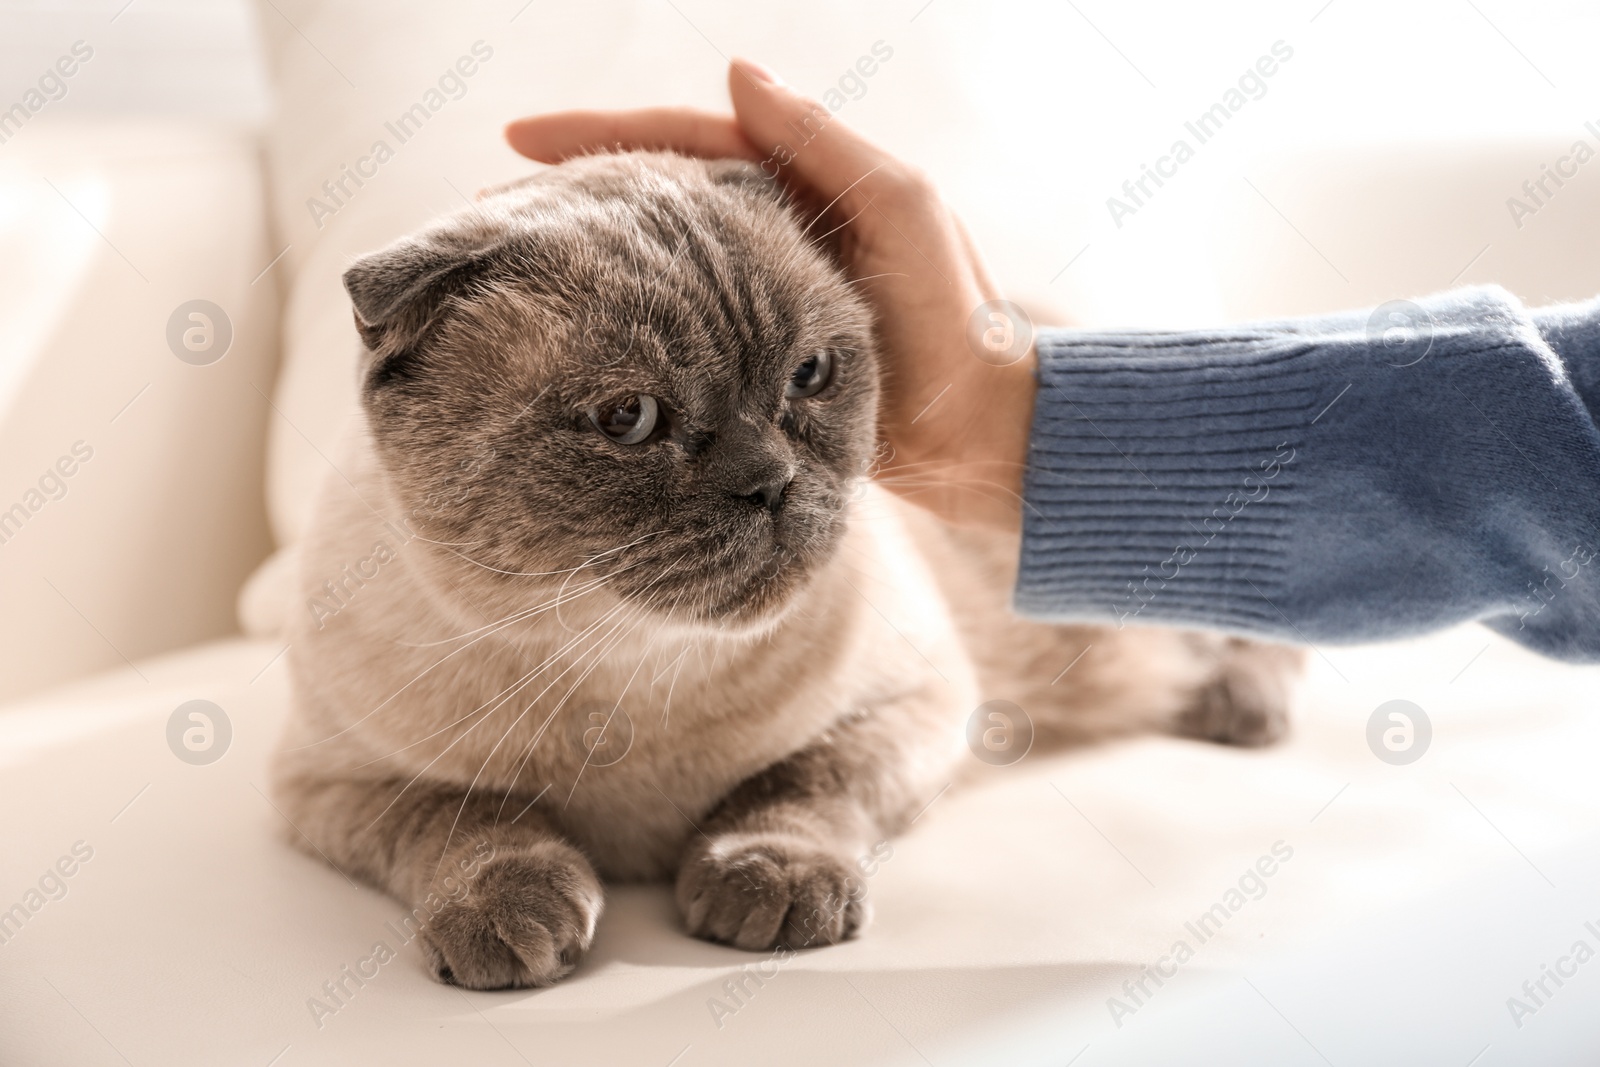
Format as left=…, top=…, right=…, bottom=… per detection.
left=4, top=2, right=1600, bottom=1064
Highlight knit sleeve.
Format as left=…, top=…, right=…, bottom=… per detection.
left=1014, top=285, right=1600, bottom=662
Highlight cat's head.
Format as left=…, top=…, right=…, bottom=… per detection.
left=343, top=151, right=878, bottom=632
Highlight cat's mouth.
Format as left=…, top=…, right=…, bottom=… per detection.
left=701, top=543, right=812, bottom=624
left=608, top=503, right=842, bottom=630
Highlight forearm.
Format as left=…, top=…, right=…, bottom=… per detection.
left=1015, top=285, right=1600, bottom=661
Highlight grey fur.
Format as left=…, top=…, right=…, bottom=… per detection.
left=271, top=152, right=1301, bottom=990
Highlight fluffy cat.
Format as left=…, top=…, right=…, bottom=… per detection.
left=271, top=151, right=1301, bottom=990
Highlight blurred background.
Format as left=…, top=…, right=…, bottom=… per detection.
left=4, top=4, right=1600, bottom=1063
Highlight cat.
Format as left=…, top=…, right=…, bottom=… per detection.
left=270, top=150, right=1301, bottom=990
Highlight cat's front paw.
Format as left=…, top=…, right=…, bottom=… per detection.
left=419, top=843, right=603, bottom=990
left=676, top=833, right=869, bottom=951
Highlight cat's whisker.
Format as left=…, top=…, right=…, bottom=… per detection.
left=874, top=459, right=1029, bottom=477
left=440, top=551, right=596, bottom=580
left=877, top=473, right=1028, bottom=503
left=660, top=640, right=692, bottom=728
left=361, top=595, right=648, bottom=832
left=326, top=602, right=590, bottom=741
left=492, top=604, right=648, bottom=784
left=445, top=528, right=663, bottom=580
left=353, top=591, right=645, bottom=772
left=489, top=604, right=663, bottom=823
left=798, top=161, right=888, bottom=241
left=425, top=600, right=654, bottom=885
left=561, top=608, right=664, bottom=810
left=388, top=578, right=614, bottom=649
left=551, top=541, right=637, bottom=636
left=283, top=595, right=569, bottom=752
left=651, top=607, right=694, bottom=729
left=490, top=554, right=691, bottom=817
left=390, top=542, right=663, bottom=649
left=872, top=455, right=1025, bottom=475
left=544, top=528, right=670, bottom=633
left=808, top=196, right=875, bottom=248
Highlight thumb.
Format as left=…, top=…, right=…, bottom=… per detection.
left=727, top=59, right=904, bottom=217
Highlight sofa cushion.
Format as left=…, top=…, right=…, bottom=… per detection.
left=0, top=118, right=277, bottom=700
left=2, top=626, right=1598, bottom=1064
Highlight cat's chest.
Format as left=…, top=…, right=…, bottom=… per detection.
left=423, top=633, right=855, bottom=878
left=540, top=697, right=835, bottom=879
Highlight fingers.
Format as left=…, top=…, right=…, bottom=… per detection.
left=950, top=212, right=1001, bottom=299
left=501, top=60, right=940, bottom=258
left=726, top=58, right=912, bottom=217
left=504, top=107, right=761, bottom=163
left=502, top=60, right=920, bottom=224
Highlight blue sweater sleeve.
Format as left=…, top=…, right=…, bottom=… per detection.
left=1014, top=285, right=1600, bottom=662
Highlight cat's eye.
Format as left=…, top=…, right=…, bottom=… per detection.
left=589, top=394, right=659, bottom=445
left=785, top=351, right=833, bottom=399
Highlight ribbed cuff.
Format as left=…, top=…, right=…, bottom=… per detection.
left=1012, top=287, right=1600, bottom=656
left=1014, top=325, right=1326, bottom=635
left=1533, top=295, right=1600, bottom=428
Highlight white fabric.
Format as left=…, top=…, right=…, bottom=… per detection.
left=1, top=627, right=1597, bottom=1064
left=0, top=118, right=279, bottom=701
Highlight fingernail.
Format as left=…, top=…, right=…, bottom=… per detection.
left=733, top=57, right=783, bottom=86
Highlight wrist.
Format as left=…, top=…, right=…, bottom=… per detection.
left=880, top=347, right=1037, bottom=532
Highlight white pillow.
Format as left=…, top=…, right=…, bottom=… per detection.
left=0, top=118, right=279, bottom=696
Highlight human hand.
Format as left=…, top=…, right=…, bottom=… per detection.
left=505, top=58, right=1037, bottom=532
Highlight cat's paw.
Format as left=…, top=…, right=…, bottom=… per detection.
left=1175, top=639, right=1301, bottom=748
left=419, top=843, right=603, bottom=990
left=676, top=833, right=869, bottom=951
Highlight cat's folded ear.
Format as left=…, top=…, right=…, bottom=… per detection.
left=343, top=224, right=503, bottom=356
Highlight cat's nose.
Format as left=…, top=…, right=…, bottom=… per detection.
left=733, top=473, right=793, bottom=515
